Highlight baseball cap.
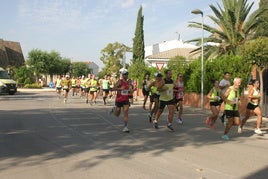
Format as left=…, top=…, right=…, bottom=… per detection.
left=121, top=70, right=128, bottom=75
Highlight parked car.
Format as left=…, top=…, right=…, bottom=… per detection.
left=0, top=67, right=17, bottom=95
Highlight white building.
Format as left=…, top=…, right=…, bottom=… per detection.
left=87, top=61, right=99, bottom=75
left=145, top=39, right=199, bottom=70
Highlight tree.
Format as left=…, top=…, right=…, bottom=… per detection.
left=181, top=55, right=249, bottom=93
left=132, top=5, right=145, bottom=63
left=14, top=65, right=35, bottom=86
left=100, top=42, right=131, bottom=75
left=70, top=62, right=91, bottom=77
left=239, top=37, right=268, bottom=107
left=167, top=56, right=188, bottom=77
left=254, top=0, right=268, bottom=37
left=188, top=0, right=268, bottom=59
left=27, top=49, right=48, bottom=79
left=27, top=49, right=71, bottom=83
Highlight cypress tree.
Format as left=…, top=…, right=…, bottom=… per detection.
left=132, top=5, right=145, bottom=63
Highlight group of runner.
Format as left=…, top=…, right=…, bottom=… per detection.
left=54, top=74, right=117, bottom=105
left=206, top=72, right=265, bottom=140
left=53, top=70, right=265, bottom=138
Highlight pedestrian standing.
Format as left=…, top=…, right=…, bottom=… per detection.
left=221, top=77, right=242, bottom=140
left=153, top=69, right=175, bottom=131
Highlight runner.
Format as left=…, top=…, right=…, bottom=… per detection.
left=101, top=75, right=110, bottom=105
left=222, top=77, right=242, bottom=140
left=153, top=69, right=175, bottom=131
left=55, top=75, right=62, bottom=98
left=110, top=70, right=132, bottom=133
left=71, top=76, right=77, bottom=96
left=146, top=72, right=162, bottom=123
left=238, top=79, right=264, bottom=135
left=142, top=74, right=150, bottom=110
left=205, top=80, right=222, bottom=128
left=89, top=74, right=99, bottom=105
left=219, top=72, right=231, bottom=123
left=173, top=73, right=184, bottom=124
left=61, top=75, right=71, bottom=103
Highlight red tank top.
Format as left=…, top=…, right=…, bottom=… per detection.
left=116, top=80, right=129, bottom=102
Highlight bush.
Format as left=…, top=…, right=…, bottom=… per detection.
left=24, top=83, right=42, bottom=89
left=24, top=78, right=32, bottom=84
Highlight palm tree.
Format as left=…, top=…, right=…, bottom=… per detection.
left=188, top=0, right=267, bottom=59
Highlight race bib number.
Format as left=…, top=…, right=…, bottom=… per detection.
left=167, top=89, right=172, bottom=95
left=121, top=90, right=129, bottom=96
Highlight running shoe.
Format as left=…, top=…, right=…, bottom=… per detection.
left=221, top=134, right=229, bottom=140
left=122, top=126, right=130, bottom=133
left=205, top=117, right=210, bottom=125
left=254, top=128, right=264, bottom=135
left=167, top=124, right=174, bottom=132
left=177, top=118, right=183, bottom=124
left=238, top=126, right=242, bottom=134
left=153, top=122, right=159, bottom=129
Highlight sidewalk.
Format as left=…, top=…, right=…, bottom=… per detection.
left=17, top=87, right=55, bottom=92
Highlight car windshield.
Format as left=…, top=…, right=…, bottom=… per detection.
left=0, top=71, right=10, bottom=79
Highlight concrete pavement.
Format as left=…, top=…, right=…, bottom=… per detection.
left=0, top=90, right=268, bottom=179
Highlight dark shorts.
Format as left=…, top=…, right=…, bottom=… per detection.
left=63, top=88, right=69, bottom=92
left=103, top=89, right=110, bottom=93
left=142, top=89, right=150, bottom=96
left=247, top=102, right=259, bottom=110
left=56, top=87, right=62, bottom=91
left=159, top=99, right=176, bottom=109
left=90, top=90, right=97, bottom=94
left=150, top=94, right=160, bottom=102
left=175, top=98, right=183, bottom=103
left=83, top=87, right=90, bottom=93
left=225, top=110, right=240, bottom=118
left=115, top=101, right=130, bottom=108
left=210, top=101, right=220, bottom=106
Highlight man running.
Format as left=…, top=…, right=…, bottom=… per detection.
left=110, top=70, right=132, bottom=133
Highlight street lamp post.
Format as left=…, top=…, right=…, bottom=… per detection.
left=191, top=9, right=204, bottom=110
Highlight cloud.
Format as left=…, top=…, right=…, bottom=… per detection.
left=17, top=0, right=92, bottom=32
left=120, top=0, right=135, bottom=8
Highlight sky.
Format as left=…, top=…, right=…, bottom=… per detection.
left=0, top=0, right=259, bottom=68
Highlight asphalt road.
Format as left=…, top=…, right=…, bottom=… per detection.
left=0, top=90, right=268, bottom=179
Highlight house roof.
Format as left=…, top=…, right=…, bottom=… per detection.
left=146, top=48, right=199, bottom=59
